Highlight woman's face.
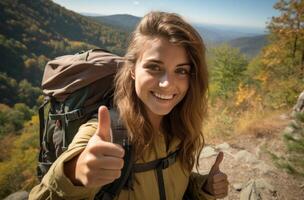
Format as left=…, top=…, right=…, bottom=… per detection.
left=132, top=37, right=191, bottom=126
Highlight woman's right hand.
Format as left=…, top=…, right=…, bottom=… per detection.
left=64, top=106, right=125, bottom=187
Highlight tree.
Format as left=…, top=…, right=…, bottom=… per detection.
left=0, top=116, right=39, bottom=198
left=267, top=0, right=304, bottom=72
left=209, top=44, right=248, bottom=102
left=14, top=103, right=33, bottom=121
left=257, top=0, right=304, bottom=108
left=18, top=80, right=41, bottom=108
left=270, top=110, right=304, bottom=177
left=0, top=73, right=18, bottom=106
left=0, top=104, right=25, bottom=137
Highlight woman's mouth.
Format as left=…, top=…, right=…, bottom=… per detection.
left=151, top=92, right=175, bottom=100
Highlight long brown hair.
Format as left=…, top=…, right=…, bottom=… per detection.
left=114, top=11, right=208, bottom=171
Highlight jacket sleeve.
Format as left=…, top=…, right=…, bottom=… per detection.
left=29, top=120, right=100, bottom=200
left=184, top=172, right=216, bottom=200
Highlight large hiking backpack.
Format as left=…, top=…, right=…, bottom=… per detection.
left=38, top=49, right=124, bottom=178
left=38, top=49, right=180, bottom=200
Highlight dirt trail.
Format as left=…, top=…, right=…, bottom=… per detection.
left=198, top=114, right=304, bottom=200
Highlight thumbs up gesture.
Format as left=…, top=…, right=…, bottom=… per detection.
left=203, top=152, right=229, bottom=198
left=66, top=106, right=125, bottom=187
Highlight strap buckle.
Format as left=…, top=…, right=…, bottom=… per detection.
left=162, top=159, right=170, bottom=169
left=161, top=153, right=177, bottom=169
left=65, top=109, right=83, bottom=121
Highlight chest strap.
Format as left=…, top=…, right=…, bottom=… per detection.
left=133, top=150, right=179, bottom=172
left=133, top=150, right=180, bottom=200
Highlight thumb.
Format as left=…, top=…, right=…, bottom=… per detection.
left=96, top=106, right=112, bottom=142
left=209, top=151, right=224, bottom=175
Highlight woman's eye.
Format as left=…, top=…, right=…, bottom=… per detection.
left=176, top=68, right=190, bottom=75
left=146, top=64, right=161, bottom=71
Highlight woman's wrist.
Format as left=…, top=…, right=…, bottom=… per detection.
left=64, top=154, right=83, bottom=186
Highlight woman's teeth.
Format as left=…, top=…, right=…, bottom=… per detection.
left=153, top=92, right=174, bottom=100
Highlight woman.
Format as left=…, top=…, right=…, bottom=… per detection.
left=29, top=11, right=228, bottom=200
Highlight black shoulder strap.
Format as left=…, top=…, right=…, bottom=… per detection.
left=132, top=149, right=180, bottom=200
left=132, top=150, right=179, bottom=172
left=94, top=108, right=180, bottom=200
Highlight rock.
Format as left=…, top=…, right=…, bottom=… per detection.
left=201, top=146, right=217, bottom=158
left=292, top=90, right=304, bottom=116
left=240, top=180, right=261, bottom=200
left=4, top=191, right=28, bottom=200
left=279, top=114, right=289, bottom=120
left=283, top=126, right=295, bottom=134
left=235, top=150, right=259, bottom=164
left=240, top=179, right=276, bottom=200
left=232, top=183, right=243, bottom=192
left=255, top=140, right=266, bottom=158
left=255, top=148, right=261, bottom=158
left=255, top=178, right=275, bottom=192
left=215, top=142, right=231, bottom=151
left=289, top=119, right=300, bottom=129
left=254, top=161, right=273, bottom=175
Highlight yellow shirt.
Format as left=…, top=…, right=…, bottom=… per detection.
left=29, top=119, right=215, bottom=200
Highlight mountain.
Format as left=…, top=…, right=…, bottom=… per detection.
left=90, top=14, right=141, bottom=32
left=194, top=24, right=265, bottom=45
left=226, top=34, right=269, bottom=57
left=0, top=0, right=128, bottom=86
left=88, top=14, right=267, bottom=49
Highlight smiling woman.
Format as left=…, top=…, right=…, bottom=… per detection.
left=29, top=11, right=228, bottom=200
left=132, top=37, right=190, bottom=121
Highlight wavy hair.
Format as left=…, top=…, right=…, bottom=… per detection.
left=114, top=11, right=208, bottom=171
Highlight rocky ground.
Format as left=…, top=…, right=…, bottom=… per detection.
left=198, top=114, right=304, bottom=200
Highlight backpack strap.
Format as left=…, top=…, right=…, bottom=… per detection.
left=133, top=149, right=180, bottom=200
left=48, top=102, right=104, bottom=122
left=133, top=150, right=179, bottom=172
left=38, top=96, right=50, bottom=142
left=48, top=100, right=109, bottom=151
left=37, top=96, right=51, bottom=180
left=93, top=108, right=179, bottom=200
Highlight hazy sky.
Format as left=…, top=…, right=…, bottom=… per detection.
left=52, top=0, right=279, bottom=29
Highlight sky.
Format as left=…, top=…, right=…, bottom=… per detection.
left=52, top=0, right=280, bottom=30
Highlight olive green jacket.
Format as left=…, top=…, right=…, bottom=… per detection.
left=29, top=120, right=215, bottom=200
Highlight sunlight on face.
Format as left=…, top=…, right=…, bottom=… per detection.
left=132, top=37, right=191, bottom=127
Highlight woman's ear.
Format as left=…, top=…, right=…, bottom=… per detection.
left=131, top=68, right=135, bottom=80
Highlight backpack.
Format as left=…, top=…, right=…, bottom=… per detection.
left=38, top=49, right=180, bottom=200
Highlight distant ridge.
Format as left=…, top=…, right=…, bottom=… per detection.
left=227, top=34, right=269, bottom=57
left=90, top=14, right=141, bottom=32
left=88, top=14, right=268, bottom=57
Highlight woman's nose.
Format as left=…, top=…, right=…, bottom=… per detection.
left=159, top=73, right=171, bottom=88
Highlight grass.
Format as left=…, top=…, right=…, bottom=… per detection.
left=203, top=102, right=289, bottom=142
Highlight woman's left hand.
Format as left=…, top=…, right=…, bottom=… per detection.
left=202, top=152, right=229, bottom=199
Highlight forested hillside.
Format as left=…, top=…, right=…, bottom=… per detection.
left=0, top=0, right=128, bottom=106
